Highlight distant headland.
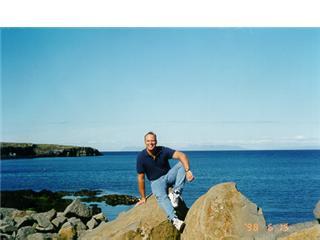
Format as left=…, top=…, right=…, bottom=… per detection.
left=0, top=142, right=102, bottom=160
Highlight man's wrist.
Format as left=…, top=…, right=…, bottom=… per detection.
left=185, top=168, right=190, bottom=173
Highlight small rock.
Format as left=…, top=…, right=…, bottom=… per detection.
left=63, top=199, right=93, bottom=220
left=16, top=226, right=37, bottom=240
left=93, top=212, right=107, bottom=222
left=0, top=233, right=14, bottom=240
left=68, top=217, right=87, bottom=236
left=27, top=232, right=59, bottom=240
left=16, top=215, right=37, bottom=228
left=0, top=224, right=17, bottom=234
left=33, top=209, right=56, bottom=228
left=86, top=218, right=98, bottom=230
left=51, top=215, right=67, bottom=228
left=58, top=222, right=77, bottom=240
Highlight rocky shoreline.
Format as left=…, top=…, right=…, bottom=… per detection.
left=0, top=143, right=102, bottom=159
left=1, top=183, right=319, bottom=239
left=0, top=199, right=107, bottom=239
left=80, top=182, right=320, bottom=240
left=0, top=189, right=139, bottom=213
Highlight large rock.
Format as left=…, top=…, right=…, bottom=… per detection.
left=181, top=182, right=266, bottom=240
left=16, top=226, right=37, bottom=240
left=277, top=221, right=320, bottom=240
left=63, top=199, right=93, bottom=220
left=33, top=209, right=56, bottom=232
left=58, top=221, right=77, bottom=240
left=80, top=194, right=181, bottom=240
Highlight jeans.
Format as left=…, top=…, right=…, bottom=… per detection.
left=150, top=161, right=186, bottom=220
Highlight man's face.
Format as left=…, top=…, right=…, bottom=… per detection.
left=145, top=134, right=157, bottom=151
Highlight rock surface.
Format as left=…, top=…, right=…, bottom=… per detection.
left=63, top=198, right=93, bottom=220
left=80, top=194, right=181, bottom=240
left=181, top=182, right=266, bottom=240
left=0, top=198, right=107, bottom=239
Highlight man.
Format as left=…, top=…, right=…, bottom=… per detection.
left=136, top=131, right=194, bottom=231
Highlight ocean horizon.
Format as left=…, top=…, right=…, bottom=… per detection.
left=1, top=149, right=319, bottom=224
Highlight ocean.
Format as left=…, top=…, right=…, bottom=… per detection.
left=1, top=150, right=319, bottom=224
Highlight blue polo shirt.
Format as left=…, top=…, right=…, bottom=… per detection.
left=136, top=146, right=176, bottom=181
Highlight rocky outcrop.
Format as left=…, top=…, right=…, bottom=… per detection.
left=2, top=183, right=319, bottom=239
left=80, top=182, right=320, bottom=240
left=0, top=142, right=102, bottom=159
left=0, top=199, right=108, bottom=240
left=181, top=182, right=266, bottom=239
left=80, top=194, right=183, bottom=240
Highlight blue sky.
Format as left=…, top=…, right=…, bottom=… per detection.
left=1, top=28, right=319, bottom=151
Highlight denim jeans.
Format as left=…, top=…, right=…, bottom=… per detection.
left=150, top=161, right=186, bottom=220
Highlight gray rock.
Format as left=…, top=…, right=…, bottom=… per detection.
left=56, top=212, right=64, bottom=217
left=0, top=208, right=16, bottom=219
left=68, top=217, right=87, bottom=236
left=314, top=200, right=320, bottom=221
left=33, top=209, right=56, bottom=229
left=92, top=213, right=107, bottom=222
left=27, top=232, right=59, bottom=240
left=63, top=198, right=93, bottom=220
left=16, top=215, right=37, bottom=228
left=0, top=233, right=14, bottom=240
left=86, top=218, right=98, bottom=230
left=51, top=215, right=67, bottom=228
left=0, top=224, right=17, bottom=234
left=0, top=217, right=15, bottom=227
left=16, top=226, right=37, bottom=240
left=35, top=223, right=55, bottom=233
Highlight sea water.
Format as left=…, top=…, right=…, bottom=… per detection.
left=1, top=150, right=319, bottom=224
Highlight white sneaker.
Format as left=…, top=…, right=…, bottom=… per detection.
left=172, top=217, right=185, bottom=231
left=168, top=191, right=180, bottom=208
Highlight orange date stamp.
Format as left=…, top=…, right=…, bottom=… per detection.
left=244, top=223, right=289, bottom=232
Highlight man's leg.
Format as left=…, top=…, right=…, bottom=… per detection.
left=166, top=161, right=186, bottom=194
left=150, top=176, right=177, bottom=221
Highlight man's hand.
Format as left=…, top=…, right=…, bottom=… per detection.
left=186, top=170, right=194, bottom=182
left=135, top=197, right=147, bottom=206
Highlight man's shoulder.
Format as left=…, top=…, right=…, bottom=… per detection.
left=137, top=149, right=147, bottom=160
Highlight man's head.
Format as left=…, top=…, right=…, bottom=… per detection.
left=144, top=131, right=157, bottom=152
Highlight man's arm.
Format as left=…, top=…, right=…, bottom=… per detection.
left=172, top=150, right=194, bottom=182
left=136, top=173, right=147, bottom=205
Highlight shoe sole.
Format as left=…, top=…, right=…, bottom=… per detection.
left=178, top=222, right=186, bottom=232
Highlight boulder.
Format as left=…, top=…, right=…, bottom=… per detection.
left=68, top=217, right=87, bottom=237
left=0, top=224, right=17, bottom=234
left=16, top=226, right=37, bottom=240
left=80, top=194, right=181, bottom=240
left=181, top=182, right=266, bottom=240
left=33, top=209, right=56, bottom=232
left=92, top=212, right=107, bottom=222
left=0, top=233, right=14, bottom=240
left=16, top=215, right=37, bottom=228
left=51, top=215, right=67, bottom=229
left=63, top=199, right=93, bottom=220
left=314, top=200, right=320, bottom=222
left=58, top=221, right=77, bottom=240
left=27, top=232, right=59, bottom=240
left=86, top=217, right=99, bottom=230
left=277, top=221, right=320, bottom=240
